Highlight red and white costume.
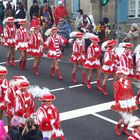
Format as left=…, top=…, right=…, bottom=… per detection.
left=44, top=34, right=66, bottom=59
left=128, top=131, right=140, bottom=140
left=128, top=120, right=140, bottom=140
left=27, top=31, right=43, bottom=57
left=119, top=43, right=134, bottom=77
left=84, top=43, right=101, bottom=69
left=102, top=47, right=118, bottom=74
left=70, top=38, right=85, bottom=63
left=2, top=17, right=16, bottom=47
left=0, top=66, right=9, bottom=111
left=112, top=76, right=138, bottom=113
left=15, top=19, right=29, bottom=51
left=5, top=86, right=16, bottom=117
left=14, top=81, right=35, bottom=125
left=36, top=94, right=64, bottom=140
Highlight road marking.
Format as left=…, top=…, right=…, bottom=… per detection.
left=60, top=101, right=114, bottom=121
left=51, top=88, right=65, bottom=92
left=92, top=113, right=133, bottom=131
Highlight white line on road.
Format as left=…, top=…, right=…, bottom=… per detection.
left=60, top=101, right=115, bottom=121
left=92, top=113, right=133, bottom=131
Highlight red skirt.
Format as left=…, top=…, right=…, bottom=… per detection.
left=84, top=59, right=101, bottom=69
left=70, top=54, right=86, bottom=63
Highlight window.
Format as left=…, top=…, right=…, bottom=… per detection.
left=128, top=0, right=140, bottom=18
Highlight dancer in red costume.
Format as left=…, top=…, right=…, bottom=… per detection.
left=44, top=27, right=68, bottom=80
left=28, top=25, right=43, bottom=76
left=3, top=17, right=16, bottom=67
left=14, top=77, right=35, bottom=126
left=111, top=68, right=138, bottom=136
left=70, top=32, right=86, bottom=84
left=119, top=42, right=134, bottom=78
left=101, top=39, right=118, bottom=95
left=36, top=93, right=64, bottom=140
left=128, top=119, right=140, bottom=140
left=84, top=35, right=102, bottom=90
left=15, top=19, right=29, bottom=70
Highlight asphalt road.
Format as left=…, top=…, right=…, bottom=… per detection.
left=0, top=45, right=140, bottom=140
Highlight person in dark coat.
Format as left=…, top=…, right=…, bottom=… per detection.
left=0, top=1, right=5, bottom=34
left=5, top=1, right=15, bottom=18
left=14, top=2, right=26, bottom=29
left=8, top=116, right=21, bottom=140
left=30, top=0, right=39, bottom=21
left=40, top=0, right=54, bottom=26
left=19, top=118, right=43, bottom=140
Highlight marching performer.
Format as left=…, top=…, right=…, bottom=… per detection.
left=128, top=119, right=140, bottom=140
left=70, top=32, right=86, bottom=84
left=14, top=77, right=35, bottom=126
left=36, top=93, right=64, bottom=140
left=15, top=19, right=29, bottom=70
left=44, top=27, right=68, bottom=80
left=28, top=25, right=43, bottom=76
left=101, top=39, right=118, bottom=95
left=119, top=42, right=134, bottom=78
left=111, top=68, right=138, bottom=136
left=84, top=35, right=102, bottom=90
left=3, top=17, right=16, bottom=66
left=0, top=65, right=13, bottom=128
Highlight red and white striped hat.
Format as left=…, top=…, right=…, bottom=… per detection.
left=106, top=39, right=118, bottom=47
left=39, top=94, right=56, bottom=101
left=76, top=32, right=84, bottom=38
left=129, top=119, right=140, bottom=128
left=89, top=35, right=100, bottom=42
left=3, top=17, right=14, bottom=23
left=122, top=42, right=133, bottom=49
left=18, top=19, right=26, bottom=25
left=0, top=66, right=8, bottom=76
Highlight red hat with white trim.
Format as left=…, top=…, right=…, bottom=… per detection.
left=122, top=42, right=133, bottom=49
left=106, top=39, right=118, bottom=47
left=18, top=19, right=26, bottom=25
left=39, top=94, right=56, bottom=101
left=89, top=35, right=100, bottom=42
left=4, top=17, right=14, bottom=23
left=129, top=119, right=140, bottom=128
left=76, top=32, right=84, bottom=38
left=0, top=66, right=8, bottom=76
left=18, top=81, right=29, bottom=89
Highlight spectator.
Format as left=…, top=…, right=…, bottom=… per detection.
left=30, top=0, right=39, bottom=21
left=53, top=0, right=67, bottom=25
left=75, top=9, right=83, bottom=31
left=19, top=118, right=42, bottom=140
left=8, top=116, right=21, bottom=140
left=5, top=1, right=15, bottom=18
left=0, top=1, right=5, bottom=34
left=57, top=18, right=72, bottom=54
left=39, top=0, right=54, bottom=26
left=0, top=120, right=11, bottom=140
left=14, top=2, right=26, bottom=29
left=126, top=23, right=139, bottom=49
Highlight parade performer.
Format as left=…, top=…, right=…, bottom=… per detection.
left=101, top=39, right=118, bottom=95
left=44, top=27, right=68, bottom=80
left=84, top=35, right=102, bottom=90
left=111, top=68, right=138, bottom=136
left=119, top=42, right=134, bottom=78
left=36, top=93, right=64, bottom=140
left=28, top=25, right=43, bottom=76
left=70, top=32, right=86, bottom=84
left=3, top=17, right=16, bottom=66
left=0, top=65, right=13, bottom=128
left=128, top=119, right=140, bottom=140
left=14, top=77, right=35, bottom=126
left=15, top=19, right=29, bottom=70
